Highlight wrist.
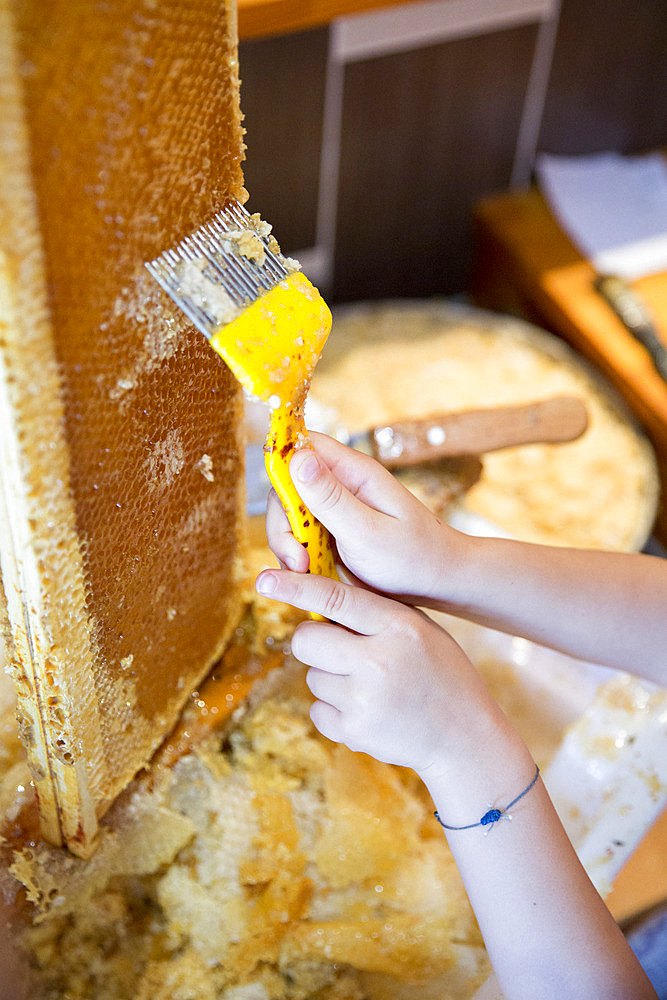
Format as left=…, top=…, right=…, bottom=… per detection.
left=420, top=523, right=478, bottom=610
left=416, top=700, right=534, bottom=818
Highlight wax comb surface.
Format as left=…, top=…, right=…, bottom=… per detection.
left=0, top=0, right=246, bottom=856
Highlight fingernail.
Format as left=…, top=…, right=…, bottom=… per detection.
left=256, top=571, right=278, bottom=596
left=292, top=449, right=320, bottom=483
left=284, top=555, right=298, bottom=571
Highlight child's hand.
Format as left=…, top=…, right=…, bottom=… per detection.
left=255, top=565, right=500, bottom=778
left=266, top=433, right=464, bottom=604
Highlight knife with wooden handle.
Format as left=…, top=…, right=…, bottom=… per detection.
left=359, top=395, right=589, bottom=468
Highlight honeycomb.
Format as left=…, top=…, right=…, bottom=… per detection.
left=0, top=0, right=247, bottom=855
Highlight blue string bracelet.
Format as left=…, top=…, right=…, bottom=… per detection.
left=434, top=763, right=540, bottom=832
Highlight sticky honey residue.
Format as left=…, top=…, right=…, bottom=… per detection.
left=224, top=212, right=278, bottom=265
left=229, top=228, right=265, bottom=263
left=146, top=430, right=185, bottom=487
left=177, top=258, right=240, bottom=327
left=195, top=453, right=214, bottom=482
left=112, top=270, right=184, bottom=375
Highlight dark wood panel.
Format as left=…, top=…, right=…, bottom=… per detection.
left=538, top=0, right=667, bottom=155
left=333, top=23, right=539, bottom=302
left=239, top=27, right=328, bottom=251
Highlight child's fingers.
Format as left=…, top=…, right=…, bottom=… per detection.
left=308, top=433, right=398, bottom=505
left=255, top=566, right=391, bottom=635
left=291, top=621, right=355, bottom=671
left=305, top=665, right=348, bottom=706
left=265, top=488, right=310, bottom=571
left=309, top=699, right=344, bottom=744
left=289, top=446, right=387, bottom=544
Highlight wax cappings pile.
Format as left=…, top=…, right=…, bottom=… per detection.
left=4, top=642, right=489, bottom=1000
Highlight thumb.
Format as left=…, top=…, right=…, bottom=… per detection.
left=290, top=447, right=373, bottom=542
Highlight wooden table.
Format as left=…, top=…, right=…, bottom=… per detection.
left=472, top=187, right=667, bottom=546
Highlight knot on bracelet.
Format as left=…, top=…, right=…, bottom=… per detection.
left=433, top=763, right=540, bottom=833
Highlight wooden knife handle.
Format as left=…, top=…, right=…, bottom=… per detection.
left=371, top=395, right=589, bottom=468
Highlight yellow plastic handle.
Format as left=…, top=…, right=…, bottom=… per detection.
left=265, top=406, right=338, bottom=582
left=208, top=270, right=339, bottom=606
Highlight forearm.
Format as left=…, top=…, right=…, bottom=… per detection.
left=419, top=720, right=657, bottom=1000
left=268, top=439, right=665, bottom=683
left=257, top=565, right=657, bottom=999
left=427, top=533, right=667, bottom=682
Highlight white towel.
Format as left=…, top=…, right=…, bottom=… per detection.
left=536, top=151, right=667, bottom=280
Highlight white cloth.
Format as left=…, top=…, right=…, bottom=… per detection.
left=536, top=151, right=667, bottom=280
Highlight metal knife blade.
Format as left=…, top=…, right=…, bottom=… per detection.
left=594, top=274, right=667, bottom=383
